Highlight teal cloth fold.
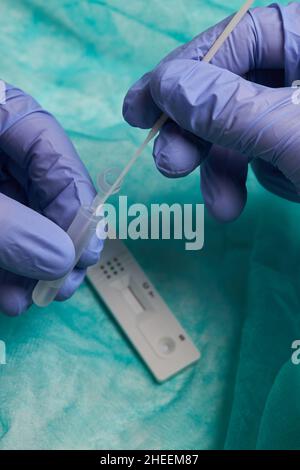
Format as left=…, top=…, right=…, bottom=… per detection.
left=0, top=0, right=299, bottom=450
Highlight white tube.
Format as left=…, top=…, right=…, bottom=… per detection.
left=32, top=207, right=102, bottom=307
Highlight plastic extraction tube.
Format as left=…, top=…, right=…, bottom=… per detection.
left=32, top=0, right=254, bottom=307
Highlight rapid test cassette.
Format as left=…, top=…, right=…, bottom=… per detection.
left=87, top=239, right=200, bottom=382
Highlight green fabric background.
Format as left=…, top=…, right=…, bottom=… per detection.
left=0, top=0, right=299, bottom=450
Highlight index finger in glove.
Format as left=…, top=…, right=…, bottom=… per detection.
left=123, top=4, right=285, bottom=130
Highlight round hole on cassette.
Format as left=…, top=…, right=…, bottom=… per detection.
left=158, top=337, right=176, bottom=356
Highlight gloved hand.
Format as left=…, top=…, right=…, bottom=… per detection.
left=123, top=3, right=300, bottom=222
left=0, top=82, right=103, bottom=316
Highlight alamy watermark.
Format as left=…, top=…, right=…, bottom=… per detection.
left=0, top=80, right=6, bottom=105
left=98, top=196, right=205, bottom=251
left=0, top=340, right=6, bottom=365
left=291, top=340, right=300, bottom=365
left=292, top=80, right=300, bottom=105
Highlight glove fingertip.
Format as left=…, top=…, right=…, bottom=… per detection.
left=77, top=241, right=104, bottom=269
left=204, top=183, right=247, bottom=223
left=123, top=73, right=161, bottom=129
left=38, top=228, right=76, bottom=281
left=153, top=121, right=210, bottom=178
left=55, top=268, right=86, bottom=302
left=0, top=282, right=33, bottom=317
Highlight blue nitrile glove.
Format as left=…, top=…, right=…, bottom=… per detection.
left=0, top=83, right=103, bottom=316
left=123, top=3, right=300, bottom=222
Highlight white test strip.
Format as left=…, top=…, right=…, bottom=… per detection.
left=87, top=239, right=200, bottom=382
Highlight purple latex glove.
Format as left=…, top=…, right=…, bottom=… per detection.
left=0, top=83, right=103, bottom=316
left=123, top=3, right=300, bottom=222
